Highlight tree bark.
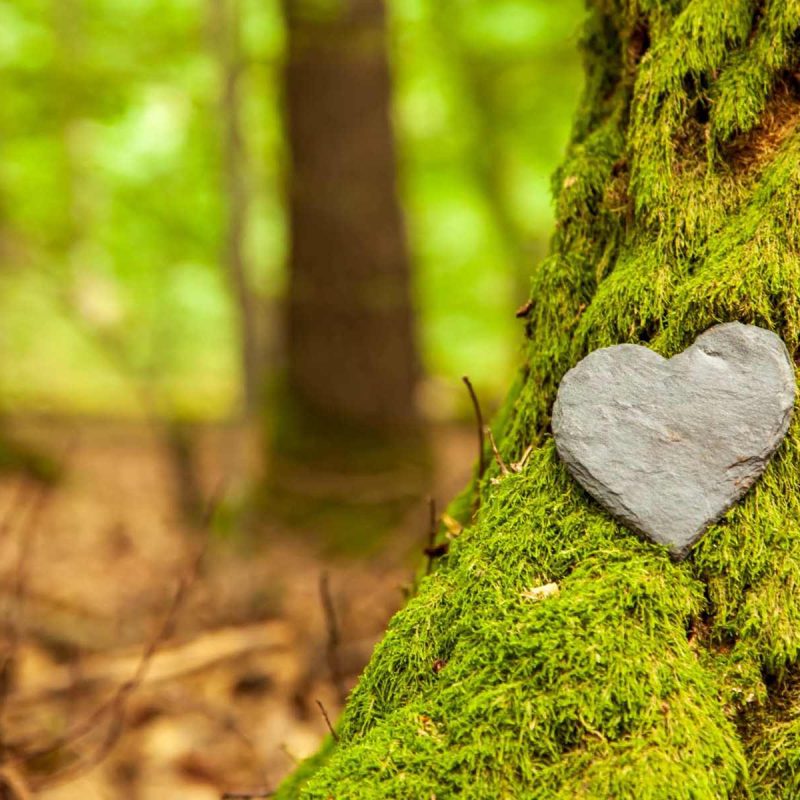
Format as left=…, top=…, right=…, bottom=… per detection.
left=282, top=0, right=420, bottom=434
left=277, top=1, right=800, bottom=797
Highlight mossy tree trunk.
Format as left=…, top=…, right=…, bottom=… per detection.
left=279, top=1, right=800, bottom=796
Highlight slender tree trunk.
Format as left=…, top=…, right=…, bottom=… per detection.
left=211, top=0, right=261, bottom=414
left=282, top=0, right=420, bottom=435
left=278, top=1, right=800, bottom=797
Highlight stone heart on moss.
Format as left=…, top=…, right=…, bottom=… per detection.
left=552, top=322, right=795, bottom=559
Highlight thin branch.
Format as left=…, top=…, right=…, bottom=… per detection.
left=510, top=443, right=534, bottom=473
left=485, top=427, right=510, bottom=476
left=221, top=792, right=274, bottom=799
left=315, top=699, right=339, bottom=743
left=461, top=376, right=486, bottom=480
left=425, top=496, right=437, bottom=576
left=422, top=496, right=448, bottom=572
left=515, top=299, right=534, bottom=319
left=318, top=572, right=346, bottom=704
left=0, top=437, right=75, bottom=749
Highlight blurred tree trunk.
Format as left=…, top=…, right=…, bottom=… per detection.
left=281, top=0, right=420, bottom=440
left=210, top=0, right=261, bottom=415
left=277, top=1, right=800, bottom=796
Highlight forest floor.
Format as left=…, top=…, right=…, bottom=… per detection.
left=0, top=417, right=474, bottom=799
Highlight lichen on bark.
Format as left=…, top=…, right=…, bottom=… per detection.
left=277, top=0, right=800, bottom=796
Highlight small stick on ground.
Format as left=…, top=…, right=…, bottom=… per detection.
left=461, top=376, right=486, bottom=480
left=318, top=572, right=346, bottom=704
left=315, top=699, right=339, bottom=743
left=221, top=791, right=274, bottom=799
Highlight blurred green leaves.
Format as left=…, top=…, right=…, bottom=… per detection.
left=392, top=0, right=583, bottom=395
left=0, top=0, right=581, bottom=418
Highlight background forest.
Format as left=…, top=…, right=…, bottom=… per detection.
left=3, top=0, right=580, bottom=414
left=0, top=1, right=582, bottom=797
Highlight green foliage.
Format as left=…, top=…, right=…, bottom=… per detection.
left=279, top=0, right=800, bottom=796
left=392, top=0, right=583, bottom=394
left=0, top=0, right=285, bottom=416
left=0, top=0, right=582, bottom=417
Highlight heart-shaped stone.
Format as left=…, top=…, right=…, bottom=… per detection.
left=552, top=322, right=795, bottom=559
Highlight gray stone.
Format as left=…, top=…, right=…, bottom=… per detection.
left=551, top=323, right=795, bottom=559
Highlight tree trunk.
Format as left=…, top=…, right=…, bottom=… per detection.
left=211, top=0, right=261, bottom=415
left=282, top=0, right=420, bottom=436
left=278, top=1, right=800, bottom=797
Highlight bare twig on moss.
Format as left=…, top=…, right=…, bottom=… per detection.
left=510, top=443, right=534, bottom=474
left=319, top=571, right=346, bottom=704
left=315, top=699, right=339, bottom=743
left=485, top=427, right=510, bottom=477
left=423, top=495, right=449, bottom=571
left=425, top=496, right=437, bottom=576
left=461, top=376, right=486, bottom=481
left=515, top=299, right=534, bottom=318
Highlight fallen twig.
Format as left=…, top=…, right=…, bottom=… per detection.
left=9, top=621, right=292, bottom=705
left=510, top=443, right=534, bottom=473
left=21, top=544, right=206, bottom=788
left=0, top=437, right=75, bottom=751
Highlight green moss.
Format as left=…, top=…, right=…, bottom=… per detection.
left=277, top=0, right=800, bottom=796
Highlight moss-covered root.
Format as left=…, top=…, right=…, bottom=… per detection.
left=277, top=447, right=750, bottom=798
left=749, top=703, right=800, bottom=799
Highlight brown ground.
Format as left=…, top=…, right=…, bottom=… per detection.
left=0, top=418, right=474, bottom=799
